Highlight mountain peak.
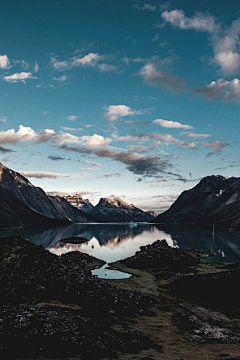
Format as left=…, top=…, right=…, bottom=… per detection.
left=98, top=197, right=130, bottom=208
left=153, top=174, right=240, bottom=230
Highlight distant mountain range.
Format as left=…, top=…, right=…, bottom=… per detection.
left=65, top=195, right=157, bottom=222
left=152, top=175, right=240, bottom=230
left=0, top=163, right=94, bottom=229
left=64, top=194, right=94, bottom=213
left=0, top=163, right=156, bottom=229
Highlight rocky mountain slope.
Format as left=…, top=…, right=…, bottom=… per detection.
left=152, top=175, right=240, bottom=230
left=87, top=197, right=156, bottom=222
left=48, top=196, right=95, bottom=223
left=0, top=163, right=93, bottom=228
left=63, top=194, right=94, bottom=213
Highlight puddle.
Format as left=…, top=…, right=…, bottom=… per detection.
left=92, top=264, right=132, bottom=279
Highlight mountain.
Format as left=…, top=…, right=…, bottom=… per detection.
left=152, top=175, right=240, bottom=230
left=0, top=163, right=93, bottom=229
left=145, top=210, right=158, bottom=218
left=64, top=194, right=94, bottom=213
left=88, top=197, right=156, bottom=222
left=48, top=196, right=95, bottom=223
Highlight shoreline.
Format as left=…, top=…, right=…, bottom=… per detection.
left=0, top=236, right=240, bottom=359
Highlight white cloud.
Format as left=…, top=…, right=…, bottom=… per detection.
left=51, top=52, right=104, bottom=71
left=0, top=117, right=7, bottom=123
left=35, top=129, right=56, bottom=144
left=213, top=51, right=240, bottom=75
left=104, top=105, right=142, bottom=121
left=150, top=132, right=198, bottom=149
left=71, top=52, right=104, bottom=67
left=0, top=125, right=111, bottom=150
left=3, top=72, right=38, bottom=84
left=153, top=119, right=194, bottom=129
left=53, top=75, right=67, bottom=82
left=162, top=9, right=217, bottom=32
left=0, top=125, right=37, bottom=145
left=0, top=54, right=11, bottom=69
left=133, top=4, right=156, bottom=11
left=80, top=134, right=112, bottom=149
left=51, top=58, right=69, bottom=70
left=66, top=115, right=78, bottom=121
left=162, top=9, right=240, bottom=75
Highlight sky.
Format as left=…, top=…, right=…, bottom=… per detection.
left=1, top=0, right=240, bottom=213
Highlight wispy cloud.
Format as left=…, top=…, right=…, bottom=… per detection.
left=65, top=115, right=78, bottom=121
left=34, top=61, right=39, bottom=73
left=20, top=171, right=85, bottom=179
left=60, top=126, right=83, bottom=131
left=53, top=75, right=67, bottom=82
left=51, top=52, right=104, bottom=71
left=98, top=63, right=119, bottom=72
left=0, top=146, right=16, bottom=153
left=133, top=3, right=157, bottom=11
left=48, top=155, right=66, bottom=161
left=180, top=132, right=212, bottom=138
left=201, top=140, right=230, bottom=156
left=104, top=173, right=121, bottom=178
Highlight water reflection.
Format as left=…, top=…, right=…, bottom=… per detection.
left=92, top=264, right=132, bottom=279
left=0, top=223, right=240, bottom=264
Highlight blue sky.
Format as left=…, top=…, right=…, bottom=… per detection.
left=1, top=0, right=240, bottom=213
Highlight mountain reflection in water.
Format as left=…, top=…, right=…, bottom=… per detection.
left=0, top=223, right=240, bottom=263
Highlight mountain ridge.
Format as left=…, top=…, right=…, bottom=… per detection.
left=87, top=197, right=156, bottom=222
left=151, top=175, right=240, bottom=230
left=0, top=163, right=94, bottom=228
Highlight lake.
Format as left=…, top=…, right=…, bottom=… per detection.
left=0, top=223, right=240, bottom=278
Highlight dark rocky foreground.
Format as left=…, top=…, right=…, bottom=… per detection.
left=1, top=236, right=240, bottom=360
left=0, top=236, right=154, bottom=359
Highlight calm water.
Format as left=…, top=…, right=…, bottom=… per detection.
left=1, top=223, right=240, bottom=278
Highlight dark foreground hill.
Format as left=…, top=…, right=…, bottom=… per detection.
left=0, top=163, right=94, bottom=229
left=152, top=175, right=240, bottom=230
left=1, top=236, right=240, bottom=359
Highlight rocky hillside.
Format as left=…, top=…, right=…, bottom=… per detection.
left=64, top=194, right=94, bottom=213
left=0, top=163, right=93, bottom=229
left=88, top=197, right=156, bottom=222
left=48, top=196, right=96, bottom=223
left=152, top=175, right=240, bottom=230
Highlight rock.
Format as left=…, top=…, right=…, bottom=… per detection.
left=60, top=236, right=90, bottom=244
left=121, top=239, right=200, bottom=271
left=0, top=236, right=154, bottom=358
